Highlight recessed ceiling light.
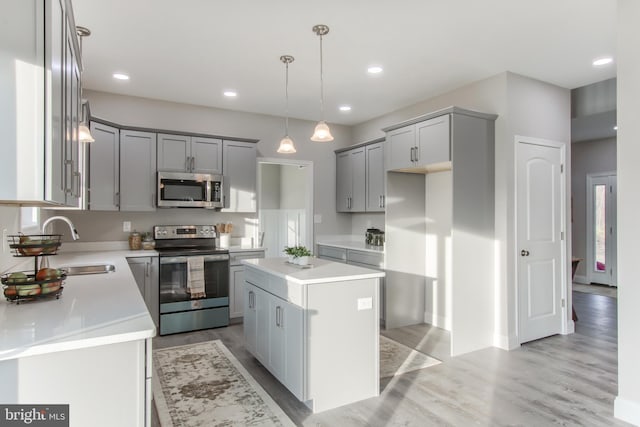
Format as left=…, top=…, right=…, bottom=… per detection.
left=367, top=66, right=383, bottom=74
left=223, top=90, right=237, bottom=98
left=614, top=125, right=618, bottom=130
left=592, top=57, right=613, bottom=67
left=339, top=105, right=352, bottom=112
left=112, top=73, right=130, bottom=80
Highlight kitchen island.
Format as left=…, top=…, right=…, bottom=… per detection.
left=242, top=257, right=384, bottom=413
left=0, top=250, right=156, bottom=427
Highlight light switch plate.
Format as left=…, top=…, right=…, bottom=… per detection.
left=123, top=221, right=132, bottom=232
left=357, top=297, right=373, bottom=311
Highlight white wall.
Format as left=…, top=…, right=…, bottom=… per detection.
left=615, top=0, right=640, bottom=424
left=570, top=137, right=617, bottom=280
left=52, top=90, right=353, bottom=243
left=352, top=71, right=570, bottom=350
left=0, top=207, right=21, bottom=273
left=280, top=166, right=306, bottom=209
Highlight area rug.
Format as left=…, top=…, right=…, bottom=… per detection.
left=153, top=340, right=295, bottom=427
left=380, top=335, right=441, bottom=378
left=573, top=283, right=617, bottom=298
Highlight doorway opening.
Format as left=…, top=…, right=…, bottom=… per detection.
left=586, top=172, right=617, bottom=286
left=257, top=158, right=314, bottom=258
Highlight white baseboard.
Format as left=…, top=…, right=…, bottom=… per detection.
left=493, top=333, right=520, bottom=350
left=573, top=274, right=588, bottom=284
left=615, top=396, right=640, bottom=426
left=423, top=311, right=451, bottom=331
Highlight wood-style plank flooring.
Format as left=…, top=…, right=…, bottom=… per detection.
left=152, top=291, right=628, bottom=426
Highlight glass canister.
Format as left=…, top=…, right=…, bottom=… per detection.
left=128, top=231, right=142, bottom=250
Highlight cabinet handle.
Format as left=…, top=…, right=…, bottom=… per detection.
left=152, top=193, right=155, bottom=208
left=145, top=262, right=150, bottom=277
left=275, top=306, right=281, bottom=327
left=191, top=157, right=195, bottom=172
left=74, top=171, right=81, bottom=198
left=382, top=195, right=385, bottom=208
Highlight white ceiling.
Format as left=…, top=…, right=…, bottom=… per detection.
left=72, top=0, right=617, bottom=126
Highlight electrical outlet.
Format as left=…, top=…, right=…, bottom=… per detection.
left=123, top=221, right=132, bottom=232
left=357, top=297, right=373, bottom=311
left=314, top=214, right=322, bottom=224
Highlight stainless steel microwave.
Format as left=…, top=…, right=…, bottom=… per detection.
left=157, top=171, right=228, bottom=209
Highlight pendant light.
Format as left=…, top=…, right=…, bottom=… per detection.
left=310, top=24, right=334, bottom=142
left=76, top=26, right=95, bottom=143
left=277, top=55, right=296, bottom=154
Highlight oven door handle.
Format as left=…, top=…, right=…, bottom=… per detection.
left=160, top=254, right=230, bottom=264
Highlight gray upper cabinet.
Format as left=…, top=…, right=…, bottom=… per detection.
left=335, top=138, right=385, bottom=213
left=0, top=0, right=81, bottom=206
left=120, top=130, right=157, bottom=211
left=366, top=142, right=385, bottom=212
left=385, top=113, right=451, bottom=172
left=336, top=147, right=365, bottom=212
left=157, top=133, right=222, bottom=174
left=223, top=140, right=257, bottom=212
left=88, top=122, right=119, bottom=211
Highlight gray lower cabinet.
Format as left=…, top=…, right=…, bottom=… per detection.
left=316, top=244, right=385, bottom=323
left=244, top=281, right=303, bottom=399
left=127, top=257, right=159, bottom=328
left=223, top=140, right=257, bottom=212
left=120, top=130, right=157, bottom=211
left=366, top=142, right=386, bottom=211
left=229, top=250, right=265, bottom=319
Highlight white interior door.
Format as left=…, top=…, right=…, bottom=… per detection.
left=517, top=140, right=565, bottom=344
left=587, top=173, right=617, bottom=286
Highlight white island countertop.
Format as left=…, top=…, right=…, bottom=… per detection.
left=242, top=257, right=385, bottom=285
left=0, top=251, right=156, bottom=362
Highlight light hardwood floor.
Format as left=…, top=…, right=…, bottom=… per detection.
left=152, top=291, right=628, bottom=426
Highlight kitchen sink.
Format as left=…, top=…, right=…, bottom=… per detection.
left=60, top=264, right=116, bottom=276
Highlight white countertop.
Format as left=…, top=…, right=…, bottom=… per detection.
left=316, top=239, right=385, bottom=254
left=0, top=250, right=156, bottom=362
left=242, top=257, right=385, bottom=285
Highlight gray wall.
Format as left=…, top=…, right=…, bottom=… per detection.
left=352, top=71, right=570, bottom=349
left=570, top=137, right=617, bottom=280
left=280, top=166, right=306, bottom=209
left=50, top=90, right=353, bottom=243
left=260, top=164, right=281, bottom=209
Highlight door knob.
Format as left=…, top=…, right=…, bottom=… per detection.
left=520, top=249, right=530, bottom=257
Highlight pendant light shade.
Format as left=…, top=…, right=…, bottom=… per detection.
left=310, top=24, right=334, bottom=142
left=277, top=55, right=297, bottom=154
left=78, top=124, right=95, bottom=143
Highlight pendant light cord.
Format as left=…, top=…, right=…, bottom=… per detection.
left=319, top=33, right=325, bottom=119
left=285, top=60, right=290, bottom=135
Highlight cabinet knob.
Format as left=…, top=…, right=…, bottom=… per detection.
left=520, top=249, right=530, bottom=257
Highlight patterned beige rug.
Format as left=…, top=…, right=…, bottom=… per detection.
left=153, top=340, right=295, bottom=427
left=380, top=335, right=441, bottom=378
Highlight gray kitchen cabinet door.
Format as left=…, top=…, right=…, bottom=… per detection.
left=88, top=122, right=119, bottom=210
left=385, top=125, right=415, bottom=171
left=269, top=296, right=303, bottom=400
left=366, top=142, right=385, bottom=212
left=120, top=130, right=157, bottom=211
left=335, top=147, right=365, bottom=212
left=244, top=283, right=258, bottom=355
left=127, top=257, right=159, bottom=328
left=229, top=265, right=244, bottom=319
left=191, top=136, right=222, bottom=174
left=416, top=114, right=450, bottom=165
left=223, top=140, right=257, bottom=212
left=63, top=18, right=81, bottom=208
left=351, top=148, right=366, bottom=211
left=336, top=151, right=352, bottom=212
left=157, top=133, right=190, bottom=172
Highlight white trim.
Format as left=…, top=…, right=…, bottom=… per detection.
left=493, top=333, right=520, bottom=351
left=615, top=396, right=640, bottom=426
left=256, top=157, right=314, bottom=251
left=514, top=135, right=569, bottom=341
left=423, top=311, right=450, bottom=331
left=585, top=171, right=617, bottom=286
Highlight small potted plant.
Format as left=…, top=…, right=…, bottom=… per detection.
left=284, top=245, right=312, bottom=265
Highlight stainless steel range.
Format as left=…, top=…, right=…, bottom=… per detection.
left=154, top=225, right=229, bottom=335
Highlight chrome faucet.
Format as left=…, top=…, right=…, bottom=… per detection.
left=42, top=216, right=80, bottom=240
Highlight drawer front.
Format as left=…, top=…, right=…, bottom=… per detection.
left=244, top=267, right=303, bottom=306
left=230, top=250, right=265, bottom=266
left=317, top=245, right=347, bottom=262
left=347, top=250, right=384, bottom=268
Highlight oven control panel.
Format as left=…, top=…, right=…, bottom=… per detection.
left=154, top=225, right=217, bottom=239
